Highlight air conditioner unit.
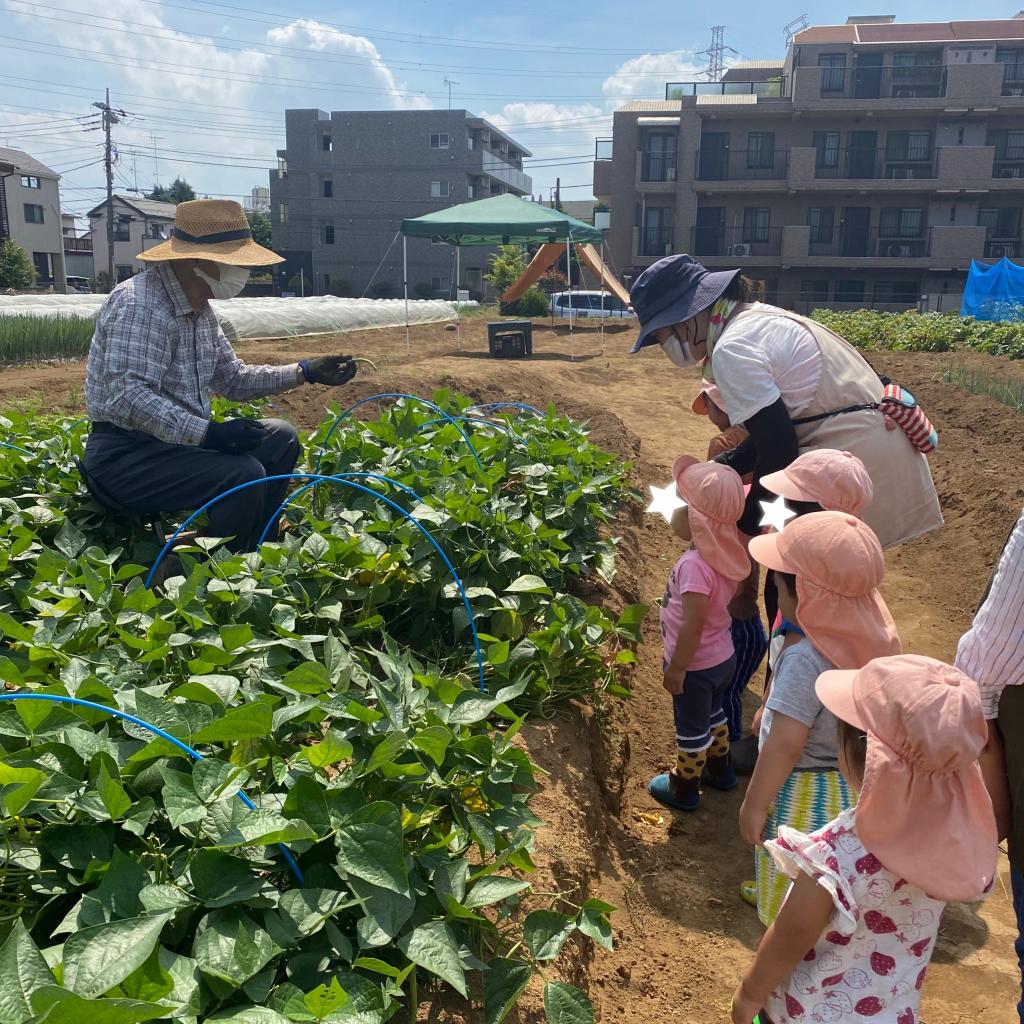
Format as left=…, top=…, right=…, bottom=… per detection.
left=728, top=243, right=751, bottom=256
left=883, top=243, right=913, bottom=257
left=999, top=167, right=1022, bottom=178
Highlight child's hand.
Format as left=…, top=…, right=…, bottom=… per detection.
left=739, top=798, right=767, bottom=846
left=751, top=706, right=764, bottom=737
left=730, top=989, right=762, bottom=1024
left=662, top=669, right=684, bottom=695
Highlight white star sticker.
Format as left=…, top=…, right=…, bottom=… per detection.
left=759, top=495, right=797, bottom=533
left=647, top=482, right=687, bottom=524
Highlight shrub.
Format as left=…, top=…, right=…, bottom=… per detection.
left=537, top=270, right=568, bottom=295
left=0, top=238, right=37, bottom=290
left=484, top=244, right=526, bottom=295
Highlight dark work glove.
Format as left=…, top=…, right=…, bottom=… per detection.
left=202, top=418, right=268, bottom=454
left=300, top=354, right=357, bottom=387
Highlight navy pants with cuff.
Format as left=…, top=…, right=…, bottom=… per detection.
left=671, top=655, right=737, bottom=755
left=83, top=418, right=301, bottom=553
left=724, top=616, right=769, bottom=740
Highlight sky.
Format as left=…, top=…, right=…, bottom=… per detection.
left=0, top=0, right=1014, bottom=229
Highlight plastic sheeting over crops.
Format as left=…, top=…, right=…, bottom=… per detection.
left=0, top=293, right=467, bottom=340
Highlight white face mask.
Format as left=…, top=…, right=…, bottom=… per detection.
left=194, top=264, right=249, bottom=300
left=661, top=329, right=697, bottom=368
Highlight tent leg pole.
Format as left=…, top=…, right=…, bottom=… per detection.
left=566, top=234, right=573, bottom=362
left=455, top=245, right=461, bottom=347
left=599, top=241, right=606, bottom=356
left=403, top=236, right=410, bottom=353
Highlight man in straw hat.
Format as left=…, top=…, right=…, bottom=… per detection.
left=84, top=199, right=358, bottom=553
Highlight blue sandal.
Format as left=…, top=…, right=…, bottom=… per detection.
left=648, top=772, right=701, bottom=812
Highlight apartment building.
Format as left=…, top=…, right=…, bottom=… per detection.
left=269, top=109, right=532, bottom=298
left=593, top=15, right=1024, bottom=310
left=87, top=196, right=176, bottom=285
left=0, top=147, right=66, bottom=291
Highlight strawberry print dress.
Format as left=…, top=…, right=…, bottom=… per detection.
left=763, top=808, right=945, bottom=1024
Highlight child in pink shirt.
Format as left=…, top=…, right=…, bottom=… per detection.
left=651, top=456, right=751, bottom=812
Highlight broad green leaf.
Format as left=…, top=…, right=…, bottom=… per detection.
left=117, top=945, right=174, bottom=1004
left=348, top=878, right=416, bottom=946
left=410, top=725, right=452, bottom=766
left=335, top=802, right=409, bottom=895
left=220, top=623, right=254, bottom=652
left=278, top=889, right=352, bottom=940
left=577, top=899, right=614, bottom=951
left=161, top=772, right=206, bottom=830
left=396, top=921, right=466, bottom=997
left=193, top=913, right=279, bottom=986
left=62, top=912, right=174, bottom=998
left=362, top=732, right=406, bottom=775
left=302, top=729, right=353, bottom=769
left=505, top=575, right=552, bottom=595
left=139, top=885, right=194, bottom=913
left=54, top=519, right=87, bottom=558
left=304, top=976, right=348, bottom=1016
left=447, top=681, right=528, bottom=727
left=464, top=876, right=530, bottom=909
left=483, top=958, right=532, bottom=1024
left=29, top=987, right=167, bottom=1024
left=486, top=640, right=510, bottom=666
left=523, top=911, right=576, bottom=962
left=282, top=663, right=332, bottom=694
left=0, top=919, right=54, bottom=1024
left=193, top=703, right=273, bottom=743
left=351, top=957, right=401, bottom=979
left=193, top=759, right=248, bottom=803
left=96, top=760, right=131, bottom=821
left=190, top=850, right=275, bottom=908
left=543, top=982, right=593, bottom=1024
left=213, top=809, right=316, bottom=848
left=0, top=762, right=45, bottom=816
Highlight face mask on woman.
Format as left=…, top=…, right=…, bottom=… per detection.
left=194, top=264, right=250, bottom=300
left=661, top=326, right=698, bottom=367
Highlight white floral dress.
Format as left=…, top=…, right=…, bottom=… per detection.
left=763, top=808, right=945, bottom=1024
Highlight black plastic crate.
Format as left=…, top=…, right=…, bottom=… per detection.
left=487, top=320, right=533, bottom=358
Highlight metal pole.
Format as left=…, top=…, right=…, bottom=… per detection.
left=403, top=236, right=410, bottom=352
left=599, top=240, right=606, bottom=355
left=455, top=244, right=461, bottom=347
left=566, top=232, right=573, bottom=362
left=103, top=88, right=114, bottom=291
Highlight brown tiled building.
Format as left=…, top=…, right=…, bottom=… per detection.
left=593, top=15, right=1024, bottom=310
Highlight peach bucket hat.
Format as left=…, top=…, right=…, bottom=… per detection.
left=672, top=455, right=749, bottom=581
left=690, top=379, right=727, bottom=417
left=748, top=511, right=900, bottom=668
left=816, top=654, right=997, bottom=903
left=761, top=449, right=873, bottom=517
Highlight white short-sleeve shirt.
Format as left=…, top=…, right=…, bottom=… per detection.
left=711, top=303, right=824, bottom=426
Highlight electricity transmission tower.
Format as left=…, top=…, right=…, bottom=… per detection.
left=698, top=26, right=738, bottom=82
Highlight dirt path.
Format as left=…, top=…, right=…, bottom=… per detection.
left=4, top=319, right=1021, bottom=1022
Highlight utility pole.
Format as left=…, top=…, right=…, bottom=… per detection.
left=92, top=89, right=120, bottom=290
left=554, top=177, right=561, bottom=211
left=443, top=76, right=459, bottom=109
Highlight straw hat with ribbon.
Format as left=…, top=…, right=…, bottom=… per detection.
left=137, top=199, right=284, bottom=266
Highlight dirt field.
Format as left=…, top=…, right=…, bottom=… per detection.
left=3, top=318, right=1021, bottom=1022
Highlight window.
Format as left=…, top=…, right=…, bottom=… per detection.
left=812, top=131, right=839, bottom=168
left=323, top=224, right=335, bottom=245
left=431, top=275, right=449, bottom=292
left=988, top=129, right=1024, bottom=160
left=807, top=207, right=835, bottom=243
left=321, top=134, right=333, bottom=151
left=640, top=206, right=672, bottom=256
left=277, top=157, right=288, bottom=179
left=23, top=204, right=44, bottom=224
left=879, top=207, right=924, bottom=237
left=116, top=265, right=133, bottom=283
left=886, top=131, right=932, bottom=162
left=431, top=180, right=450, bottom=198
left=467, top=184, right=475, bottom=199
left=891, top=51, right=944, bottom=97
left=323, top=179, right=333, bottom=198
left=746, top=132, right=776, bottom=169
left=997, top=47, right=1024, bottom=86
left=642, top=133, right=677, bottom=181
left=818, top=53, right=846, bottom=92
left=800, top=280, right=830, bottom=303
left=430, top=133, right=450, bottom=149
left=979, top=207, right=1022, bottom=238
left=742, top=207, right=770, bottom=243
left=873, top=281, right=919, bottom=304
left=31, top=252, right=51, bottom=280
left=20, top=175, right=40, bottom=189
left=279, top=202, right=289, bottom=224
left=148, top=222, right=165, bottom=239
left=322, top=273, right=330, bottom=293
left=834, top=281, right=865, bottom=304
left=114, top=216, right=131, bottom=242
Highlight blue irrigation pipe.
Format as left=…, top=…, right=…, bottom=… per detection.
left=313, top=394, right=482, bottom=475
left=0, top=441, right=33, bottom=456
left=464, top=402, right=544, bottom=417
left=0, top=692, right=304, bottom=884
left=145, top=473, right=486, bottom=692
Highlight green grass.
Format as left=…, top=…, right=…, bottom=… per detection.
left=942, top=361, right=1024, bottom=413
left=0, top=315, right=94, bottom=364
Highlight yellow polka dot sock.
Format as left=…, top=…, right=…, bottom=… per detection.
left=709, top=722, right=730, bottom=759
left=675, top=749, right=707, bottom=780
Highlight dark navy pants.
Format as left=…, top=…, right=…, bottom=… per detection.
left=724, top=616, right=769, bottom=740
left=83, top=418, right=301, bottom=552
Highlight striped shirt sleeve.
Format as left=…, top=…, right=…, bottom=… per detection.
left=210, top=321, right=300, bottom=400
left=955, top=506, right=1024, bottom=720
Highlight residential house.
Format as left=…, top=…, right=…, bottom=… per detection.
left=0, top=147, right=66, bottom=290
left=87, top=195, right=176, bottom=284
left=62, top=213, right=93, bottom=281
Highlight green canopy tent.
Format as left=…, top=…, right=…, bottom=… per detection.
left=400, top=194, right=607, bottom=354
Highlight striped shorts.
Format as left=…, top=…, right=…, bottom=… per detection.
left=754, top=767, right=854, bottom=927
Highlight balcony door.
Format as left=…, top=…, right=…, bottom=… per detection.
left=853, top=52, right=883, bottom=98
left=847, top=132, right=878, bottom=179
left=694, top=207, right=725, bottom=257
left=643, top=133, right=677, bottom=182
left=698, top=133, right=729, bottom=181
left=841, top=207, right=871, bottom=257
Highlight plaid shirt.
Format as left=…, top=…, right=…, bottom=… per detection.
left=85, top=262, right=299, bottom=446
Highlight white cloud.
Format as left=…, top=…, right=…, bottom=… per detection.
left=602, top=51, right=704, bottom=103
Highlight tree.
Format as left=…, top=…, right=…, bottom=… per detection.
left=0, top=239, right=37, bottom=289
left=145, top=177, right=196, bottom=204
left=484, top=244, right=526, bottom=295
left=246, top=209, right=273, bottom=249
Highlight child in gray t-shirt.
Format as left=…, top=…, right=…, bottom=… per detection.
left=737, top=571, right=855, bottom=926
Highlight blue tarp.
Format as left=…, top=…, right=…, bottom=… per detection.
left=960, top=257, right=1024, bottom=321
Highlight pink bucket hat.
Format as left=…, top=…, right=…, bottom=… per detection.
left=761, top=449, right=873, bottom=517
left=672, top=455, right=750, bottom=581
left=748, top=511, right=900, bottom=668
left=691, top=379, right=726, bottom=417
left=816, top=654, right=997, bottom=902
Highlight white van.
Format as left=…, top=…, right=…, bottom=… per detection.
left=549, top=290, right=635, bottom=320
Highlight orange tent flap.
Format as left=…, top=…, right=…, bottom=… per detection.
left=577, top=244, right=630, bottom=306
left=500, top=243, right=563, bottom=302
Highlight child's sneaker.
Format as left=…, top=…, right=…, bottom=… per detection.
left=648, top=772, right=701, bottom=812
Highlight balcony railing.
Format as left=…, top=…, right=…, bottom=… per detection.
left=639, top=152, right=678, bottom=183
left=637, top=226, right=674, bottom=258
left=63, top=236, right=92, bottom=253
left=808, top=228, right=930, bottom=258
left=695, top=148, right=789, bottom=181
left=665, top=79, right=786, bottom=100
left=993, top=158, right=1024, bottom=180
left=985, top=238, right=1022, bottom=259
left=691, top=226, right=783, bottom=258
left=1003, top=64, right=1024, bottom=97
left=814, top=148, right=937, bottom=180
left=814, top=64, right=947, bottom=100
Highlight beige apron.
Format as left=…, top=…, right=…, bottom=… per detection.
left=716, top=307, right=943, bottom=548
